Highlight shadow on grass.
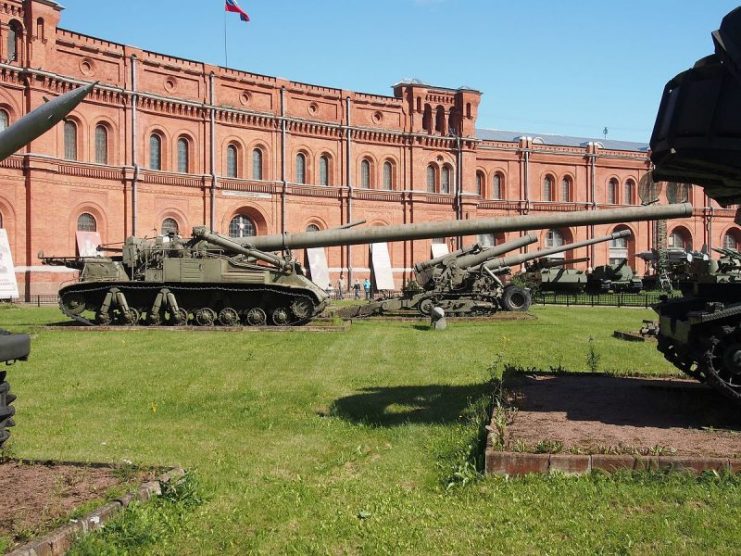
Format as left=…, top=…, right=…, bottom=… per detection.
left=330, top=383, right=492, bottom=426
left=505, top=370, right=741, bottom=431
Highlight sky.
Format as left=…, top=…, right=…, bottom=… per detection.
left=58, top=0, right=740, bottom=143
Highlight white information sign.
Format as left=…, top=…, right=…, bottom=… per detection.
left=431, top=243, right=449, bottom=258
left=76, top=231, right=102, bottom=257
left=371, top=242, right=395, bottom=291
left=306, top=247, right=331, bottom=290
left=0, top=229, right=18, bottom=299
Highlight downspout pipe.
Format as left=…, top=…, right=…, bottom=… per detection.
left=589, top=143, right=597, bottom=264
left=345, top=95, right=353, bottom=285
left=209, top=73, right=217, bottom=231
left=455, top=134, right=462, bottom=249
left=131, top=55, right=138, bottom=236
left=280, top=87, right=287, bottom=235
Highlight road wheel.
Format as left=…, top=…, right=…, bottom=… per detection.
left=245, top=308, right=267, bottom=326
left=501, top=286, right=532, bottom=311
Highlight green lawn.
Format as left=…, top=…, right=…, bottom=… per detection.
left=2, top=305, right=740, bottom=554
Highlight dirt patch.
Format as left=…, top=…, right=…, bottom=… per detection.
left=0, top=460, right=152, bottom=549
left=502, top=373, right=741, bottom=458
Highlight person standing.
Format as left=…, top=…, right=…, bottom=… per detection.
left=363, top=278, right=371, bottom=300
left=337, top=274, right=346, bottom=300
left=353, top=279, right=361, bottom=299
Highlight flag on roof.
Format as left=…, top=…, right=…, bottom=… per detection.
left=225, top=0, right=250, bottom=22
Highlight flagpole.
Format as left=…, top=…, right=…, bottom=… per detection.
left=224, top=9, right=229, bottom=67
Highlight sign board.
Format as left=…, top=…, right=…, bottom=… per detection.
left=431, top=243, right=449, bottom=258
left=371, top=242, right=395, bottom=291
left=76, top=231, right=102, bottom=257
left=0, top=229, right=18, bottom=299
left=306, top=247, right=330, bottom=290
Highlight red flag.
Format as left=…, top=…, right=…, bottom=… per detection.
left=225, top=0, right=250, bottom=22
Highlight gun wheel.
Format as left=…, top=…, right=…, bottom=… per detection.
left=245, top=308, right=267, bottom=326
left=417, top=299, right=434, bottom=316
left=501, top=286, right=532, bottom=312
left=218, top=307, right=240, bottom=326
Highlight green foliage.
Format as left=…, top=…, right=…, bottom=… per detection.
left=586, top=335, right=601, bottom=372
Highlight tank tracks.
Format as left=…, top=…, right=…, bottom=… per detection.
left=59, top=283, right=324, bottom=327
left=0, top=370, right=15, bottom=449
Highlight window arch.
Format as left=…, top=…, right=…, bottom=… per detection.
left=64, top=121, right=77, bottom=161
left=426, top=164, right=438, bottom=193
left=77, top=212, right=97, bottom=232
left=624, top=179, right=636, bottom=205
left=476, top=171, right=484, bottom=196
left=360, top=158, right=371, bottom=188
left=252, top=148, right=263, bottom=180
left=543, top=175, right=554, bottom=202
left=607, top=178, right=619, bottom=204
left=94, top=125, right=108, bottom=165
left=177, top=136, right=189, bottom=173
left=306, top=223, right=321, bottom=233
left=319, top=155, right=330, bottom=186
left=609, top=225, right=633, bottom=265
left=493, top=173, right=503, bottom=200
left=723, top=228, right=741, bottom=250
left=0, top=110, right=8, bottom=132
left=228, top=214, right=256, bottom=238
left=161, top=218, right=179, bottom=236
left=669, top=226, right=692, bottom=250
left=226, top=144, right=238, bottom=178
left=561, top=176, right=572, bottom=202
left=7, top=21, right=21, bottom=63
left=296, top=153, right=307, bottom=184
left=36, top=18, right=45, bottom=41
left=435, top=106, right=446, bottom=134
left=441, top=165, right=453, bottom=194
left=382, top=160, right=394, bottom=190
left=545, top=229, right=564, bottom=248
left=149, top=133, right=162, bottom=170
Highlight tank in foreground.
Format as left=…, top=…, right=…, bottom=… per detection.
left=650, top=7, right=741, bottom=403
left=43, top=204, right=690, bottom=327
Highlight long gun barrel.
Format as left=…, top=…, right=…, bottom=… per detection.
left=414, top=234, right=537, bottom=274
left=483, top=229, right=632, bottom=271
left=0, top=82, right=95, bottom=162
left=533, top=256, right=591, bottom=269
left=233, top=204, right=692, bottom=251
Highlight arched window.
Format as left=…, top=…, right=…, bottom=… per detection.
left=77, top=212, right=97, bottom=232
left=226, top=144, right=238, bottom=178
left=382, top=161, right=393, bottom=190
left=296, top=153, right=306, bottom=184
left=94, top=125, right=108, bottom=165
left=607, top=178, right=619, bottom=204
left=0, top=110, right=8, bottom=132
left=477, top=234, right=495, bottom=247
left=669, top=227, right=692, bottom=250
left=561, top=176, right=572, bottom=202
left=543, top=175, right=554, bottom=202
left=441, top=165, right=452, bottom=194
left=252, top=148, right=263, bottom=180
left=177, top=137, right=189, bottom=173
left=624, top=179, right=635, bottom=205
left=64, top=121, right=77, bottom=161
left=426, top=164, right=437, bottom=192
left=7, top=22, right=19, bottom=62
left=723, top=229, right=741, bottom=250
left=36, top=18, right=45, bottom=41
left=360, top=159, right=371, bottom=188
left=229, top=214, right=256, bottom=238
left=149, top=134, right=162, bottom=170
left=422, top=104, right=433, bottom=133
left=161, top=218, right=179, bottom=236
left=493, top=173, right=503, bottom=200
left=476, top=172, right=484, bottom=196
left=435, top=106, right=446, bottom=134
left=306, top=224, right=321, bottom=233
left=319, top=155, right=329, bottom=186
left=545, top=229, right=564, bottom=248
left=609, top=226, right=632, bottom=265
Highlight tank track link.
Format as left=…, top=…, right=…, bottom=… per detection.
left=59, top=283, right=322, bottom=327
left=0, top=370, right=15, bottom=449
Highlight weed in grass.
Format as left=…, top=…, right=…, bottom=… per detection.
left=586, top=335, right=601, bottom=372
left=534, top=439, right=564, bottom=454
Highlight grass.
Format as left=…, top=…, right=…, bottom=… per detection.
left=1, top=304, right=740, bottom=554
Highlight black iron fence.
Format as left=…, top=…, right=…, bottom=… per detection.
left=532, top=290, right=678, bottom=308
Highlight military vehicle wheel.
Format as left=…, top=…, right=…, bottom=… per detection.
left=195, top=308, right=217, bottom=326
left=501, top=286, right=531, bottom=311
left=417, top=298, right=434, bottom=316
left=290, top=299, right=314, bottom=321
left=245, top=308, right=267, bottom=326
left=96, top=311, right=112, bottom=325
left=0, top=371, right=15, bottom=450
left=63, top=294, right=87, bottom=315
left=271, top=307, right=291, bottom=326
left=147, top=311, right=161, bottom=326
left=122, top=308, right=140, bottom=326
left=173, top=308, right=189, bottom=326
left=218, top=307, right=240, bottom=326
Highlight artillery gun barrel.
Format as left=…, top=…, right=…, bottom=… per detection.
left=536, top=256, right=591, bottom=269
left=413, top=234, right=537, bottom=273
left=192, top=227, right=287, bottom=268
left=235, top=204, right=692, bottom=251
left=0, top=83, right=95, bottom=162
left=483, top=230, right=632, bottom=271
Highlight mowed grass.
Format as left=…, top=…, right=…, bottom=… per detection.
left=2, top=305, right=740, bottom=554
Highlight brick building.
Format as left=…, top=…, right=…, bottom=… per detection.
left=0, top=0, right=737, bottom=298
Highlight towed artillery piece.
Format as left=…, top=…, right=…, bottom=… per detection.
left=649, top=6, right=741, bottom=403
left=43, top=204, right=690, bottom=327
left=585, top=260, right=643, bottom=294
left=341, top=229, right=635, bottom=318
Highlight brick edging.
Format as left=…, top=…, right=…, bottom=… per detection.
left=8, top=467, right=186, bottom=556
left=485, top=448, right=739, bottom=476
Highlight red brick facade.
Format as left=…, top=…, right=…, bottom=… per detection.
left=0, top=0, right=737, bottom=298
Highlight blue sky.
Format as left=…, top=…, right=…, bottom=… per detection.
left=59, top=0, right=739, bottom=143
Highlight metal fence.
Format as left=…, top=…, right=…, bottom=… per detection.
left=532, top=290, right=678, bottom=308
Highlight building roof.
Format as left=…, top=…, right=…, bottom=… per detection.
left=475, top=128, right=649, bottom=152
